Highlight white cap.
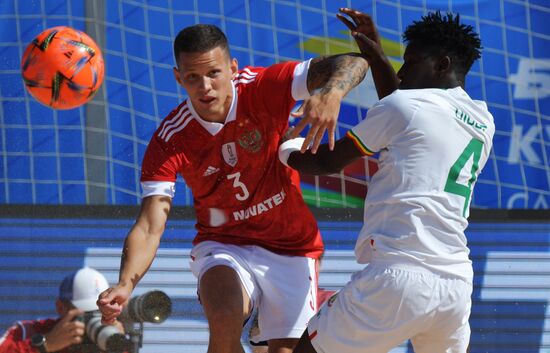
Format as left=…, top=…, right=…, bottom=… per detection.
left=59, top=267, right=109, bottom=312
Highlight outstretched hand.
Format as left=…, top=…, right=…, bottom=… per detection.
left=97, top=286, right=131, bottom=325
left=337, top=8, right=384, bottom=63
left=288, top=92, right=342, bottom=153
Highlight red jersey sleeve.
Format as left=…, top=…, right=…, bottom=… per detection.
left=241, top=61, right=301, bottom=128
left=140, top=132, right=182, bottom=183
left=0, top=320, right=52, bottom=353
left=0, top=323, right=34, bottom=353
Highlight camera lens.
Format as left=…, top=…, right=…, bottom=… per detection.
left=84, top=314, right=133, bottom=352
left=125, top=290, right=172, bottom=323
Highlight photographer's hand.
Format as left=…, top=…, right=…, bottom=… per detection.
left=44, top=308, right=85, bottom=352
left=97, top=285, right=131, bottom=325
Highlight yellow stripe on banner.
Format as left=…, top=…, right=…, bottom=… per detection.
left=346, top=131, right=375, bottom=156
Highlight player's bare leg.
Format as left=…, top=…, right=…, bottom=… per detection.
left=268, top=338, right=300, bottom=353
left=292, top=330, right=317, bottom=353
left=199, top=265, right=251, bottom=353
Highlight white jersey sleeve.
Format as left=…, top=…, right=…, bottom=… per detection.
left=348, top=93, right=414, bottom=155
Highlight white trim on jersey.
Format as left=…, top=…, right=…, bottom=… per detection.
left=163, top=113, right=194, bottom=142
left=242, top=67, right=257, bottom=76
left=18, top=321, right=27, bottom=339
left=141, top=181, right=176, bottom=199
left=291, top=59, right=311, bottom=101
left=234, top=68, right=258, bottom=85
left=158, top=103, right=189, bottom=138
left=184, top=82, right=238, bottom=136
left=235, top=77, right=257, bottom=85
left=159, top=109, right=193, bottom=142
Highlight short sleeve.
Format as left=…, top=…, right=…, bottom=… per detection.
left=347, top=91, right=415, bottom=155
left=291, top=59, right=311, bottom=100
left=246, top=61, right=307, bottom=129
left=140, top=134, right=180, bottom=198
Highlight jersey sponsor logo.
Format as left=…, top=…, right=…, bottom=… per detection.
left=232, top=189, right=286, bottom=221
left=222, top=142, right=238, bottom=167
left=203, top=166, right=220, bottom=177
left=238, top=129, right=263, bottom=153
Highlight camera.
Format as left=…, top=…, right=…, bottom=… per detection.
left=76, top=311, right=133, bottom=353
left=120, top=290, right=172, bottom=324
left=75, top=291, right=171, bottom=353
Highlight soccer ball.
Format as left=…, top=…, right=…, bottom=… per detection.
left=21, top=26, right=104, bottom=110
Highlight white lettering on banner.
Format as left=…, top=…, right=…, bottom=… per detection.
left=509, top=58, right=550, bottom=99
left=507, top=192, right=549, bottom=209
left=233, top=189, right=286, bottom=221
left=507, top=192, right=528, bottom=208
left=507, top=124, right=543, bottom=164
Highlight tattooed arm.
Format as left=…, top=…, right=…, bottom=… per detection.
left=97, top=195, right=170, bottom=324
left=289, top=53, right=368, bottom=153
left=307, top=53, right=368, bottom=94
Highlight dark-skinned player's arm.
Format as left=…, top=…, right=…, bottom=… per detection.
left=337, top=7, right=399, bottom=100
left=289, top=53, right=369, bottom=154
left=279, top=135, right=364, bottom=175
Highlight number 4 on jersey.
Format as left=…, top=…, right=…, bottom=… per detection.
left=444, top=138, right=484, bottom=217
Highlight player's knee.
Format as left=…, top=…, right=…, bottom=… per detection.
left=206, top=307, right=245, bottom=338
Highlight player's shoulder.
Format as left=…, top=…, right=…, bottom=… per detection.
left=234, top=66, right=262, bottom=86
left=387, top=87, right=446, bottom=103
left=11, top=318, right=55, bottom=335
left=159, top=100, right=190, bottom=125
left=233, top=62, right=297, bottom=86
left=155, top=100, right=194, bottom=143
left=371, top=89, right=427, bottom=118
left=380, top=87, right=471, bottom=115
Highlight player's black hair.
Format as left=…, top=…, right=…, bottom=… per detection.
left=403, top=11, right=482, bottom=77
left=173, top=24, right=230, bottom=64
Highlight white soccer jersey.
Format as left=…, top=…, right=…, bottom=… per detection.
left=347, top=87, right=495, bottom=280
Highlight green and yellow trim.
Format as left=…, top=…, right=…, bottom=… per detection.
left=346, top=130, right=375, bottom=156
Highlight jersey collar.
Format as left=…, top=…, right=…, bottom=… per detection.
left=186, top=81, right=238, bottom=136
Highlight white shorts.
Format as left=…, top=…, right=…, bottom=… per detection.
left=307, top=265, right=472, bottom=353
left=189, top=241, right=318, bottom=342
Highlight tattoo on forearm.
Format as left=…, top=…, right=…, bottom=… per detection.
left=308, top=54, right=368, bottom=94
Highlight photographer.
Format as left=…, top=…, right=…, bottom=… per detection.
left=0, top=267, right=125, bottom=353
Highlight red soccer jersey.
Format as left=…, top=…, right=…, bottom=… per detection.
left=141, top=61, right=323, bottom=258
left=0, top=318, right=127, bottom=353
left=0, top=319, right=59, bottom=353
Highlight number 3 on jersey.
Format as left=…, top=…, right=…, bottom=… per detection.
left=227, top=172, right=250, bottom=201
left=444, top=138, right=483, bottom=217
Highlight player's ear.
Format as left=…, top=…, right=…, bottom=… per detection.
left=230, top=58, right=238, bottom=79
left=55, top=298, right=66, bottom=315
left=173, top=66, right=183, bottom=86
left=436, top=56, right=451, bottom=73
